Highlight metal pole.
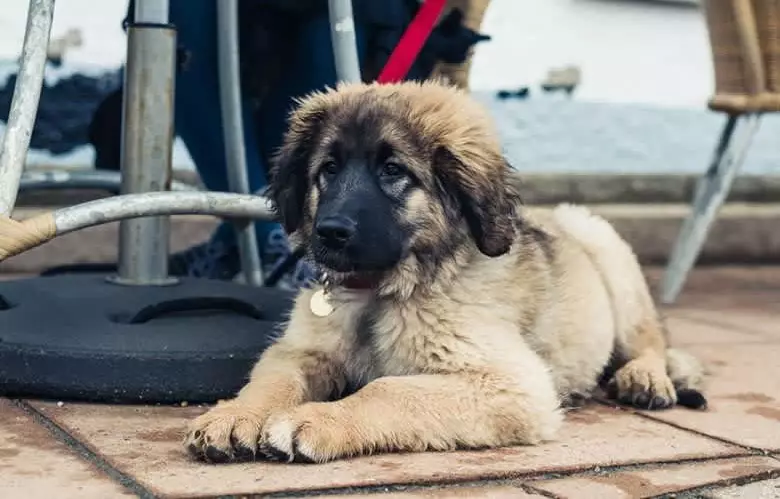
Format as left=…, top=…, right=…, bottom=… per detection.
left=327, top=0, right=362, bottom=83
left=0, top=0, right=56, bottom=216
left=114, top=0, right=177, bottom=286
left=216, top=0, right=264, bottom=286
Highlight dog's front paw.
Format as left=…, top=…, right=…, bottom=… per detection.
left=613, top=357, right=677, bottom=410
left=260, top=402, right=355, bottom=464
left=184, top=401, right=270, bottom=463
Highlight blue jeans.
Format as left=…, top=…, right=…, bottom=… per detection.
left=169, top=0, right=367, bottom=255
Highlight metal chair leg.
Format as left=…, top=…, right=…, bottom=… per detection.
left=217, top=0, right=264, bottom=286
left=663, top=116, right=738, bottom=276
left=660, top=113, right=761, bottom=304
left=328, top=0, right=362, bottom=83
left=0, top=0, right=55, bottom=216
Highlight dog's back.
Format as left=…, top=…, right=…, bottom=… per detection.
left=529, top=203, right=707, bottom=405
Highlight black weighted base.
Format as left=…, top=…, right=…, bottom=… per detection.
left=0, top=274, right=295, bottom=404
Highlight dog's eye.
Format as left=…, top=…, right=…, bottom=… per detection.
left=380, top=162, right=404, bottom=178
left=321, top=161, right=339, bottom=176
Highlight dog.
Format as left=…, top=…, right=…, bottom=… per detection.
left=183, top=80, right=707, bottom=464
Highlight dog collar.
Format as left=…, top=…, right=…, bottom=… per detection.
left=340, top=275, right=380, bottom=290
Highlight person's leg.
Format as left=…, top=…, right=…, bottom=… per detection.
left=254, top=16, right=366, bottom=157
left=167, top=0, right=283, bottom=280
left=252, top=16, right=368, bottom=288
left=167, top=1, right=367, bottom=286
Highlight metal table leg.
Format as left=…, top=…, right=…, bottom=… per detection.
left=256, top=0, right=363, bottom=284
left=0, top=0, right=55, bottom=216
left=113, top=0, right=177, bottom=286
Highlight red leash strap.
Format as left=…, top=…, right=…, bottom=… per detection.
left=377, top=0, right=448, bottom=84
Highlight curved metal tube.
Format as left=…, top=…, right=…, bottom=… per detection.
left=0, top=0, right=56, bottom=215
left=19, top=170, right=199, bottom=193
left=217, top=0, right=263, bottom=286
left=0, top=191, right=279, bottom=262
left=54, top=191, right=275, bottom=236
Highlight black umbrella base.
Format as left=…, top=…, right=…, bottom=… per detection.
left=0, top=274, right=295, bottom=404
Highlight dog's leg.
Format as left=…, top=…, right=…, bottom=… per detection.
left=612, top=314, right=678, bottom=410
left=183, top=342, right=346, bottom=462
left=549, top=205, right=687, bottom=410
left=260, top=369, right=563, bottom=463
left=183, top=291, right=356, bottom=463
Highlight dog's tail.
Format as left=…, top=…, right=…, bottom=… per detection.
left=550, top=203, right=708, bottom=410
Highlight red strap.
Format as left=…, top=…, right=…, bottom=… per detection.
left=377, top=0, right=448, bottom=84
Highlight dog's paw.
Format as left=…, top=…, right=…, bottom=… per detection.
left=260, top=403, right=354, bottom=464
left=183, top=402, right=268, bottom=463
left=613, top=357, right=677, bottom=410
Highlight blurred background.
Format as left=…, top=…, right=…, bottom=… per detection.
left=1, top=0, right=778, bottom=176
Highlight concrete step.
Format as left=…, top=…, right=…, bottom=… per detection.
left=586, top=202, right=780, bottom=264
left=1, top=202, right=778, bottom=274
left=13, top=171, right=780, bottom=207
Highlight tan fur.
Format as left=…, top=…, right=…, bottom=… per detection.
left=184, top=80, right=706, bottom=464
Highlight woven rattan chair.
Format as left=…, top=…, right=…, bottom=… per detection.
left=432, top=0, right=492, bottom=89
left=660, top=0, right=780, bottom=304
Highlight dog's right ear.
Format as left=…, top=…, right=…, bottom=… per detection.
left=433, top=146, right=520, bottom=257
left=268, top=106, right=327, bottom=234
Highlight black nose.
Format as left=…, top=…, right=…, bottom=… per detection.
left=316, top=216, right=356, bottom=250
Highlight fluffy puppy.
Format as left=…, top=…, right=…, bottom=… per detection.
left=184, top=80, right=707, bottom=464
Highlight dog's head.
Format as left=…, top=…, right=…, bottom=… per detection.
left=268, top=81, right=521, bottom=292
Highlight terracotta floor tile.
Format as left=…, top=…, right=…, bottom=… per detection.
left=25, top=401, right=739, bottom=498
left=671, top=309, right=780, bottom=342
left=665, top=316, right=767, bottom=345
left=704, top=477, right=780, bottom=498
left=532, top=456, right=780, bottom=499
left=327, top=484, right=544, bottom=498
left=640, top=344, right=780, bottom=451
left=0, top=399, right=134, bottom=498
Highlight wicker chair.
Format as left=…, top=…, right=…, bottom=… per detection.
left=660, top=0, right=780, bottom=304
left=432, top=0, right=492, bottom=90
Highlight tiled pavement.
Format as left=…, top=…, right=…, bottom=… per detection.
left=1, top=267, right=779, bottom=498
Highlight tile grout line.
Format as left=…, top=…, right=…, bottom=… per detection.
left=9, top=397, right=771, bottom=498
left=13, top=399, right=157, bottom=499
left=186, top=455, right=765, bottom=499
left=651, top=467, right=780, bottom=499
left=520, top=483, right=562, bottom=498
left=593, top=398, right=771, bottom=455
left=633, top=411, right=772, bottom=455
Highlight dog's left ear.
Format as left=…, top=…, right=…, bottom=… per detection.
left=268, top=106, right=327, bottom=234
left=434, top=146, right=520, bottom=257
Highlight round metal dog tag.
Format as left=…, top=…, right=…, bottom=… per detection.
left=310, top=289, right=334, bottom=317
